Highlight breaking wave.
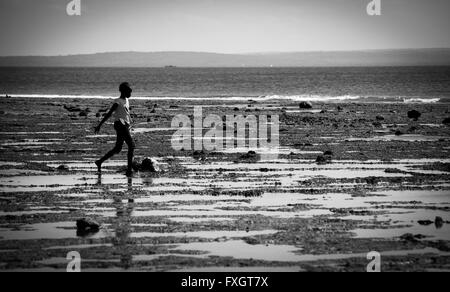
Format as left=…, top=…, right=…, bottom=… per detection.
left=1, top=93, right=445, bottom=103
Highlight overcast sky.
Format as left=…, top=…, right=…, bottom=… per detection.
left=0, top=0, right=449, bottom=56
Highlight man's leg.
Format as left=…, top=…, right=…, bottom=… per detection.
left=123, top=125, right=136, bottom=174
left=96, top=125, right=124, bottom=172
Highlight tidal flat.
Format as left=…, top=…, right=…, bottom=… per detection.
left=0, top=96, right=450, bottom=272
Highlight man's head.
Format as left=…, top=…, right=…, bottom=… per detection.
left=119, top=82, right=132, bottom=98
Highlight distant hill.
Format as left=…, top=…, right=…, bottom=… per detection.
left=1, top=49, right=450, bottom=67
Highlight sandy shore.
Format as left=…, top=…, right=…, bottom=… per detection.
left=0, top=96, right=450, bottom=272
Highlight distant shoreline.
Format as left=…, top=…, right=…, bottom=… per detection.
left=1, top=49, right=450, bottom=67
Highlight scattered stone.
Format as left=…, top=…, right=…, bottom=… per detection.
left=140, top=157, right=159, bottom=172
left=128, top=199, right=134, bottom=203
left=376, top=116, right=385, bottom=121
left=435, top=241, right=450, bottom=252
left=365, top=177, right=379, bottom=185
left=418, top=220, right=433, bottom=226
left=240, top=151, right=258, bottom=160
left=63, top=105, right=81, bottom=112
left=399, top=233, right=423, bottom=242
left=193, top=150, right=206, bottom=158
left=443, top=118, right=450, bottom=125
left=214, top=237, right=227, bottom=242
left=57, top=164, right=70, bottom=171
left=385, top=168, right=403, bottom=174
left=435, top=216, right=444, bottom=228
left=233, top=107, right=240, bottom=111
left=76, top=218, right=100, bottom=236
left=316, top=155, right=331, bottom=165
left=299, top=101, right=313, bottom=109
left=395, top=130, right=404, bottom=136
left=337, top=106, right=343, bottom=112
left=407, top=110, right=421, bottom=121
left=323, top=150, right=333, bottom=156
left=243, top=237, right=260, bottom=245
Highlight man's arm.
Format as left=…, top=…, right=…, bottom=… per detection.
left=94, top=103, right=118, bottom=134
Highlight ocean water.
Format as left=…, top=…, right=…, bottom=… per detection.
left=1, top=67, right=450, bottom=102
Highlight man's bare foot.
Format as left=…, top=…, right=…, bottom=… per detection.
left=95, top=160, right=102, bottom=172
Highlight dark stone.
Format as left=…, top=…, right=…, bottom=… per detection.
left=57, top=164, right=70, bottom=171
left=418, top=220, right=434, bottom=226
left=299, top=101, right=313, bottom=109
left=376, top=116, right=385, bottom=121
left=400, top=233, right=420, bottom=242
left=385, top=168, right=403, bottom=174
left=323, top=150, right=333, bottom=156
left=240, top=151, right=258, bottom=160
left=79, top=111, right=88, bottom=117
left=141, top=158, right=158, bottom=172
left=337, top=106, right=343, bottom=112
left=63, top=105, right=82, bottom=112
left=407, top=110, right=421, bottom=121
left=443, top=118, right=450, bottom=125
left=395, top=130, right=404, bottom=136
left=435, top=216, right=444, bottom=228
left=365, top=177, right=379, bottom=185
left=244, top=237, right=259, bottom=245
left=76, top=218, right=100, bottom=236
left=316, top=155, right=331, bottom=165
left=233, top=107, right=240, bottom=111
left=193, top=150, right=205, bottom=157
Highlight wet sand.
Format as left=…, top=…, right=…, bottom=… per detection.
left=0, top=96, right=450, bottom=272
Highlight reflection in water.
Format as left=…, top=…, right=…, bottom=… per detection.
left=97, top=174, right=135, bottom=269
left=141, top=176, right=154, bottom=187
left=96, top=173, right=102, bottom=186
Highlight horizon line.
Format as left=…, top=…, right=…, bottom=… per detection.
left=1, top=47, right=450, bottom=58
